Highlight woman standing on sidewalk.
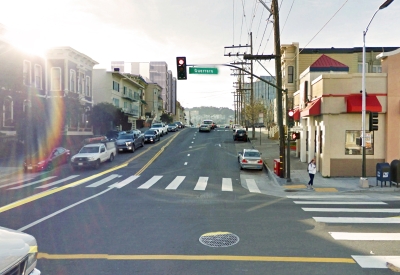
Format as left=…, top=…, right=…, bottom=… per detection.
left=307, top=159, right=316, bottom=189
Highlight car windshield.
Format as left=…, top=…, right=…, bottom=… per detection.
left=236, top=130, right=246, bottom=134
left=118, top=135, right=133, bottom=139
left=144, top=130, right=156, bottom=135
left=79, top=146, right=100, bottom=153
left=168, top=124, right=176, bottom=126
left=244, top=151, right=260, bottom=158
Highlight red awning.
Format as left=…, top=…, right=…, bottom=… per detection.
left=293, top=108, right=300, bottom=121
left=301, top=98, right=321, bottom=117
left=346, top=94, right=382, bottom=113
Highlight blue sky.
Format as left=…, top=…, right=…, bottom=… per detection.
left=0, top=0, right=399, bottom=108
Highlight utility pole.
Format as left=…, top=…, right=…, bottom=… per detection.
left=250, top=32, right=255, bottom=138
left=272, top=0, right=285, bottom=178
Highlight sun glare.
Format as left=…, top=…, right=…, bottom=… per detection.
left=4, top=30, right=47, bottom=57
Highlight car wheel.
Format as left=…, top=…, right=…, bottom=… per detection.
left=109, top=153, right=114, bottom=162
left=46, top=162, right=54, bottom=171
left=240, top=165, right=243, bottom=170
left=141, top=140, right=144, bottom=147
left=94, top=159, right=100, bottom=169
left=131, top=145, right=135, bottom=153
left=71, top=165, right=77, bottom=171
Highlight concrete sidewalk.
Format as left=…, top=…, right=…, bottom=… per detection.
left=246, top=128, right=400, bottom=195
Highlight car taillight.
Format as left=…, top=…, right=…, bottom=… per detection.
left=257, top=160, right=263, bottom=164
left=242, top=159, right=248, bottom=163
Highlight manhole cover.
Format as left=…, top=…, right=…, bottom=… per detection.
left=199, top=232, right=239, bottom=247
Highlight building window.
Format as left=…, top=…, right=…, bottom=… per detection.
left=372, top=65, right=382, bottom=73
left=358, top=63, right=368, bottom=73
left=3, top=96, right=13, bottom=127
left=70, top=70, right=76, bottom=92
left=23, top=60, right=31, bottom=85
left=113, top=81, right=120, bottom=92
left=288, top=66, right=294, bottom=83
left=113, top=98, right=119, bottom=108
left=345, top=130, right=374, bottom=155
left=123, top=86, right=127, bottom=95
left=51, top=67, right=61, bottom=91
left=34, top=65, right=42, bottom=89
left=85, top=76, right=91, bottom=96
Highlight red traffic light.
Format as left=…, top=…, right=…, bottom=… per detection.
left=176, top=56, right=187, bottom=80
left=291, top=132, right=300, bottom=140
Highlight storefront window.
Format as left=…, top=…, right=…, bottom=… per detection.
left=345, top=130, right=374, bottom=155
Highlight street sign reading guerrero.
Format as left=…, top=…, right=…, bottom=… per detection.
left=189, top=67, right=218, bottom=74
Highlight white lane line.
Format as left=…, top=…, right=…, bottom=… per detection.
left=194, top=177, right=208, bottom=191
left=294, top=201, right=387, bottom=205
left=184, top=162, right=188, bottom=165
left=313, top=217, right=400, bottom=223
left=193, top=138, right=195, bottom=139
left=138, top=176, right=163, bottom=189
left=18, top=188, right=113, bottom=232
left=352, top=255, right=400, bottom=269
left=287, top=195, right=370, bottom=199
left=222, top=178, right=233, bottom=192
left=191, top=141, right=194, bottom=143
left=189, top=146, right=192, bottom=148
left=165, top=176, right=185, bottom=190
left=187, top=154, right=190, bottom=156
left=36, top=175, right=80, bottom=189
left=86, top=174, right=120, bottom=188
left=330, top=232, right=400, bottom=241
left=0, top=178, right=34, bottom=189
left=246, top=179, right=261, bottom=193
left=8, top=176, right=57, bottom=190
left=303, top=208, right=400, bottom=213
left=108, top=175, right=140, bottom=189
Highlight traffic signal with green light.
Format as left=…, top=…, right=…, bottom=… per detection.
left=369, top=112, right=378, bottom=131
left=176, top=57, right=187, bottom=80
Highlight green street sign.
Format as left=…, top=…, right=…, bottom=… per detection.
left=189, top=67, right=218, bottom=75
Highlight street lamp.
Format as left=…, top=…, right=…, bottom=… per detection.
left=361, top=0, right=394, bottom=179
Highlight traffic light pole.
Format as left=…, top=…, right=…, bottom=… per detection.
left=285, top=90, right=291, bottom=182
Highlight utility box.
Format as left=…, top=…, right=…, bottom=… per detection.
left=274, top=159, right=280, bottom=176
left=376, top=162, right=390, bottom=187
left=390, top=160, right=400, bottom=187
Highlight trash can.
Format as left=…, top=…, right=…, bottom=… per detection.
left=390, top=159, right=400, bottom=187
left=376, top=162, right=390, bottom=187
left=274, top=159, right=280, bottom=176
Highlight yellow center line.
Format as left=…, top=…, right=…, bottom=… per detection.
left=0, top=132, right=181, bottom=213
left=37, top=253, right=355, bottom=263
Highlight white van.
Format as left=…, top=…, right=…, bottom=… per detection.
left=203, top=120, right=215, bottom=129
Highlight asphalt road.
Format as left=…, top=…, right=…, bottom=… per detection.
left=0, top=127, right=399, bottom=274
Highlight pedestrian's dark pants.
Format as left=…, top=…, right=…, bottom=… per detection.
left=308, top=173, right=315, bottom=186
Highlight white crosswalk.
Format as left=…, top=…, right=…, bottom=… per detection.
left=3, top=174, right=262, bottom=193
left=291, top=196, right=400, bottom=270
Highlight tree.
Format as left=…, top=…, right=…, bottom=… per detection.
left=160, top=113, right=173, bottom=124
left=91, top=102, right=125, bottom=134
left=243, top=100, right=267, bottom=138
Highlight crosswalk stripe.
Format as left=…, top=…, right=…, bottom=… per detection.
left=0, top=178, right=34, bottom=189
left=109, top=175, right=139, bottom=189
left=86, top=174, right=121, bottom=188
left=222, top=178, right=233, bottom=191
left=352, top=255, right=400, bottom=269
left=36, top=175, right=80, bottom=189
left=330, top=232, right=400, bottom=241
left=303, top=208, right=400, bottom=213
left=246, top=179, right=261, bottom=193
left=165, top=176, right=185, bottom=190
left=8, top=176, right=57, bottom=190
left=194, top=177, right=208, bottom=191
left=138, top=176, right=163, bottom=189
left=294, top=201, right=387, bottom=205
left=313, top=217, right=400, bottom=224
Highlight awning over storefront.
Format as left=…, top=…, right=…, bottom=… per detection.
left=346, top=94, right=382, bottom=112
left=293, top=108, right=300, bottom=121
left=301, top=98, right=321, bottom=117
left=140, top=99, right=147, bottom=105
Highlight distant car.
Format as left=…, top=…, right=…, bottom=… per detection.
left=232, top=124, right=242, bottom=131
left=70, top=142, right=116, bottom=170
left=116, top=133, right=144, bottom=152
left=144, top=130, right=161, bottom=143
left=174, top=121, right=184, bottom=128
left=199, top=124, right=211, bottom=132
left=24, top=147, right=71, bottom=172
left=233, top=129, right=248, bottom=142
left=238, top=149, right=263, bottom=171
left=203, top=119, right=215, bottom=129
left=106, top=130, right=126, bottom=140
left=167, top=123, right=178, bottom=132
left=150, top=123, right=168, bottom=136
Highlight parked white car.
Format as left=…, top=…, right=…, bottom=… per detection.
left=150, top=123, right=168, bottom=136
left=70, top=141, right=116, bottom=170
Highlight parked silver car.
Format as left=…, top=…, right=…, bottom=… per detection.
left=238, top=149, right=263, bottom=170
